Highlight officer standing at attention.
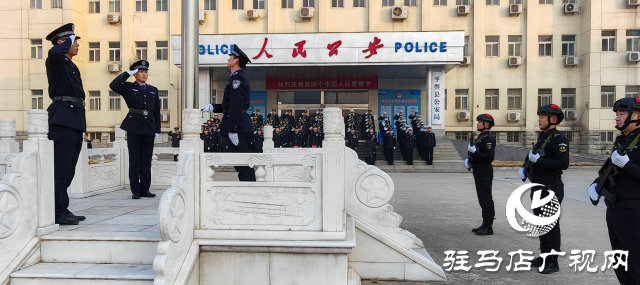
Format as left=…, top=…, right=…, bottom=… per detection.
left=109, top=60, right=160, bottom=199
left=465, top=114, right=496, bottom=236
left=517, top=104, right=569, bottom=274
left=404, top=129, right=416, bottom=165
left=45, top=23, right=87, bottom=225
left=588, top=97, right=640, bottom=284
left=203, top=45, right=256, bottom=181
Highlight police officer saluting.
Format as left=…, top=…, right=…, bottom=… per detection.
left=45, top=23, right=87, bottom=225
left=518, top=104, right=569, bottom=274
left=109, top=60, right=160, bottom=199
left=466, top=114, right=496, bottom=236
left=588, top=97, right=640, bottom=284
left=203, top=45, right=256, bottom=181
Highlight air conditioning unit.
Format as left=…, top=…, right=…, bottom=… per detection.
left=247, top=10, right=259, bottom=20
left=460, top=56, right=471, bottom=66
left=300, top=7, right=314, bottom=19
left=565, top=56, right=579, bottom=66
left=564, top=3, right=579, bottom=13
left=107, top=63, right=120, bottom=73
left=628, top=52, right=640, bottom=63
left=161, top=114, right=169, bottom=122
left=628, top=0, right=640, bottom=8
left=198, top=9, right=205, bottom=25
left=457, top=5, right=470, bottom=16
left=509, top=4, right=523, bottom=15
left=391, top=6, right=408, bottom=20
left=508, top=56, right=522, bottom=67
left=457, top=111, right=470, bottom=121
left=565, top=110, right=578, bottom=120
left=107, top=14, right=120, bottom=25
left=507, top=112, right=521, bottom=122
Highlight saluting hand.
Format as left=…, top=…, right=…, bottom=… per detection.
left=127, top=69, right=139, bottom=76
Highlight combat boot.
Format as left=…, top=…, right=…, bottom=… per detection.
left=475, top=226, right=493, bottom=236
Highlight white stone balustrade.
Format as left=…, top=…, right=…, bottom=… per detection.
left=69, top=145, right=125, bottom=198
left=151, top=147, right=180, bottom=187
left=0, top=119, right=19, bottom=153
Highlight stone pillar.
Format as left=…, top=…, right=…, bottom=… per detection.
left=180, top=109, right=203, bottom=226
left=22, top=110, right=59, bottom=236
left=263, top=125, right=274, bottom=153
left=113, top=125, right=128, bottom=186
left=0, top=119, right=19, bottom=153
left=321, top=108, right=345, bottom=232
left=69, top=141, right=89, bottom=198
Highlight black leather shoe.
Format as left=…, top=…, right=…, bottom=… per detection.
left=140, top=191, right=156, bottom=198
left=475, top=226, right=493, bottom=236
left=66, top=210, right=86, bottom=221
left=530, top=257, right=544, bottom=267
left=539, top=260, right=559, bottom=274
left=132, top=194, right=141, bottom=199
left=56, top=215, right=79, bottom=225
left=471, top=225, right=486, bottom=233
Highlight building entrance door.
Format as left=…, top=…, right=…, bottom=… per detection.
left=276, top=91, right=370, bottom=119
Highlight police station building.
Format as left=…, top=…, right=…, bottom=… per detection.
left=3, top=0, right=640, bottom=154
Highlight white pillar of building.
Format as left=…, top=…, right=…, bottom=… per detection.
left=427, top=68, right=446, bottom=137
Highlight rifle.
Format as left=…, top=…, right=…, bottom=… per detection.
left=592, top=133, right=640, bottom=205
left=522, top=132, right=554, bottom=182
left=467, top=131, right=474, bottom=171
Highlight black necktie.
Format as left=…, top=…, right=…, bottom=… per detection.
left=141, top=84, right=146, bottom=93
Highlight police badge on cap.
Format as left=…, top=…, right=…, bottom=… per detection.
left=130, top=60, right=150, bottom=70
left=46, top=23, right=81, bottom=44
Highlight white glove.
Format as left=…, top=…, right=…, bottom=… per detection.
left=127, top=69, right=139, bottom=76
left=612, top=151, right=630, bottom=168
left=154, top=133, right=159, bottom=142
left=467, top=143, right=476, bottom=153
left=202, top=104, right=214, bottom=113
left=588, top=183, right=599, bottom=201
left=528, top=151, right=540, bottom=163
left=69, top=35, right=76, bottom=44
left=229, top=133, right=239, bottom=146
left=394, top=147, right=396, bottom=149
left=464, top=158, right=471, bottom=169
left=518, top=167, right=526, bottom=180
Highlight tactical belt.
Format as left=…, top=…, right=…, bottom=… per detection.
left=223, top=109, right=248, bottom=115
left=53, top=96, right=85, bottom=106
left=129, top=108, right=154, bottom=116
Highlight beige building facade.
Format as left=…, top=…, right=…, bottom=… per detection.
left=2, top=0, right=640, bottom=153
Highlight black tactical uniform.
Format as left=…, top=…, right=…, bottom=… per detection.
left=469, top=114, right=496, bottom=236
left=253, top=133, right=264, bottom=153
left=347, top=131, right=358, bottom=151
left=110, top=60, right=160, bottom=199
left=424, top=129, right=436, bottom=165
left=273, top=130, right=283, bottom=148
left=404, top=131, right=416, bottom=165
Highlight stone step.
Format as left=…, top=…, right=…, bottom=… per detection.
left=40, top=231, right=159, bottom=265
left=10, top=263, right=153, bottom=285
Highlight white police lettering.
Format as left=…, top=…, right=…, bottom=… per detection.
left=569, top=250, right=598, bottom=272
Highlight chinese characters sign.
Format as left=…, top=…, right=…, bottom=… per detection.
left=430, top=70, right=444, bottom=125
left=266, top=78, right=378, bottom=90
left=378, top=90, right=421, bottom=126
left=247, top=91, right=267, bottom=115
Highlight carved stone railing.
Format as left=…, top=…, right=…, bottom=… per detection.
left=69, top=144, right=124, bottom=198
left=151, top=147, right=180, bottom=187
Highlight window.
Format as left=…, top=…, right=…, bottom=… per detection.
left=89, top=133, right=101, bottom=142
left=156, top=0, right=167, bottom=11
left=332, top=0, right=344, bottom=7
left=89, top=0, right=100, bottom=13
left=156, top=41, right=168, bottom=61
left=509, top=0, right=521, bottom=4
left=562, top=131, right=574, bottom=143
left=89, top=91, right=101, bottom=111
left=507, top=132, right=520, bottom=143
left=303, top=0, right=314, bottom=6
left=135, top=42, right=147, bottom=61
left=89, top=43, right=100, bottom=62
left=539, top=0, right=551, bottom=4
left=463, top=36, right=470, bottom=56
left=434, top=0, right=447, bottom=6
left=282, top=0, right=293, bottom=8
left=354, top=0, right=365, bottom=7
left=601, top=86, right=615, bottom=107
left=109, top=133, right=116, bottom=142
left=562, top=0, right=575, bottom=3
left=382, top=0, right=394, bottom=6
left=562, top=35, right=576, bottom=56
left=485, top=36, right=499, bottom=57
left=626, top=30, right=640, bottom=52
left=445, top=89, right=448, bottom=110
left=109, top=42, right=121, bottom=61
left=254, top=0, right=265, bottom=8
left=602, top=31, right=616, bottom=52
left=30, top=0, right=42, bottom=9
left=601, top=131, right=614, bottom=142
left=455, top=89, right=468, bottom=110
left=538, top=89, right=552, bottom=107
left=109, top=0, right=120, bottom=12
left=52, top=0, right=63, bottom=8
left=508, top=35, right=522, bottom=57
left=109, top=91, right=121, bottom=111
left=455, top=132, right=470, bottom=140
left=30, top=40, right=43, bottom=59
left=626, top=86, right=639, bottom=98
left=136, top=0, right=147, bottom=11
left=485, top=89, right=499, bottom=110
left=561, top=88, right=576, bottom=109
left=538, top=35, right=552, bottom=57
left=404, top=0, right=416, bottom=5
left=204, top=0, right=216, bottom=10
left=233, top=0, right=244, bottom=9
left=486, top=0, right=499, bottom=5
left=159, top=90, right=169, bottom=110
left=507, top=89, right=522, bottom=110
left=31, top=90, right=43, bottom=110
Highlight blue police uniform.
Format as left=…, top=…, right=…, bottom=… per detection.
left=45, top=23, right=87, bottom=224
left=109, top=60, right=160, bottom=198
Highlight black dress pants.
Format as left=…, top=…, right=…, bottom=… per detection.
left=127, top=133, right=154, bottom=195
left=425, top=147, right=434, bottom=164
left=226, top=133, right=257, bottom=181
left=607, top=207, right=640, bottom=285
left=48, top=124, right=83, bottom=218
left=473, top=164, right=495, bottom=226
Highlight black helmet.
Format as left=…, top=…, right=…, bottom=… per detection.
left=537, top=104, right=564, bottom=124
left=476, top=114, right=495, bottom=129
left=613, top=97, right=640, bottom=112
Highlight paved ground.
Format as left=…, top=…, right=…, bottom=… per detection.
left=62, top=167, right=618, bottom=284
